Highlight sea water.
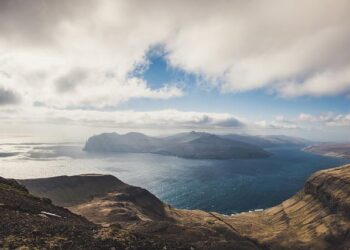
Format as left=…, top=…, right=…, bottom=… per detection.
left=0, top=140, right=348, bottom=214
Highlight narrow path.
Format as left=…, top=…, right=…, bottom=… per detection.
left=206, top=211, right=270, bottom=250
left=207, top=211, right=239, bottom=233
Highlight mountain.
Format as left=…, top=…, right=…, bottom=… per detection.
left=20, top=174, right=168, bottom=223
left=12, top=164, right=350, bottom=249
left=84, top=132, right=162, bottom=153
left=222, top=134, right=311, bottom=148
left=305, top=143, right=350, bottom=159
left=84, top=131, right=271, bottom=159
left=157, top=133, right=271, bottom=159
left=18, top=175, right=263, bottom=249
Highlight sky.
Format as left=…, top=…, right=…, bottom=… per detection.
left=0, top=0, right=349, bottom=142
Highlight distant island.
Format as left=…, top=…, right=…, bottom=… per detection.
left=305, top=143, right=350, bottom=159
left=83, top=131, right=310, bottom=160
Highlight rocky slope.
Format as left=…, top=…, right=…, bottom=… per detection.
left=20, top=175, right=169, bottom=224
left=6, top=164, right=350, bottom=249
left=0, top=176, right=124, bottom=249
left=83, top=131, right=271, bottom=159
left=20, top=175, right=263, bottom=249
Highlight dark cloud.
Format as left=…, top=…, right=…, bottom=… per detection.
left=215, top=118, right=244, bottom=128
left=0, top=0, right=95, bottom=46
left=0, top=87, right=20, bottom=105
left=55, top=69, right=88, bottom=93
left=186, top=115, right=244, bottom=128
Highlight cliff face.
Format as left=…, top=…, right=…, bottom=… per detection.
left=226, top=164, right=350, bottom=250
left=6, top=164, right=350, bottom=249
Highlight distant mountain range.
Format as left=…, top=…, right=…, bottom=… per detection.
left=221, top=134, right=310, bottom=148
left=305, top=143, right=350, bottom=159
left=84, top=131, right=310, bottom=159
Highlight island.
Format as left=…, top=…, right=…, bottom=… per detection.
left=83, top=131, right=272, bottom=159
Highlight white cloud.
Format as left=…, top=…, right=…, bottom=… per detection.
left=298, top=113, right=350, bottom=127
left=0, top=107, right=244, bottom=129
left=0, top=59, right=184, bottom=109
left=255, top=120, right=299, bottom=130
left=164, top=0, right=350, bottom=96
left=0, top=0, right=185, bottom=109
left=299, top=113, right=316, bottom=122
left=279, top=66, right=350, bottom=97
left=255, top=112, right=350, bottom=130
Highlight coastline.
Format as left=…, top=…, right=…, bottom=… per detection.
left=304, top=144, right=350, bottom=159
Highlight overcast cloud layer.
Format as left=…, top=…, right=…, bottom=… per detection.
left=0, top=0, right=349, bottom=138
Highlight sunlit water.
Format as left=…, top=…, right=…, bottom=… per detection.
left=0, top=139, right=349, bottom=214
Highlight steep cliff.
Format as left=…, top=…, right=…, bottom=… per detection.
left=226, top=164, right=350, bottom=249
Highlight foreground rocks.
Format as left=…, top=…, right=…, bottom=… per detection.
left=2, top=164, right=350, bottom=249
left=0, top=176, right=121, bottom=249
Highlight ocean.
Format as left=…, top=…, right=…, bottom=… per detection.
left=0, top=140, right=349, bottom=214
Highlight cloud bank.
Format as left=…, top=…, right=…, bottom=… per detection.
left=0, top=107, right=244, bottom=130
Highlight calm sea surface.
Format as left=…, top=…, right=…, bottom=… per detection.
left=0, top=140, right=349, bottom=214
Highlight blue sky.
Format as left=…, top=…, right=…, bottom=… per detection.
left=128, top=53, right=350, bottom=120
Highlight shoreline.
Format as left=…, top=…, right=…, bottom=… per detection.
left=303, top=144, right=350, bottom=159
